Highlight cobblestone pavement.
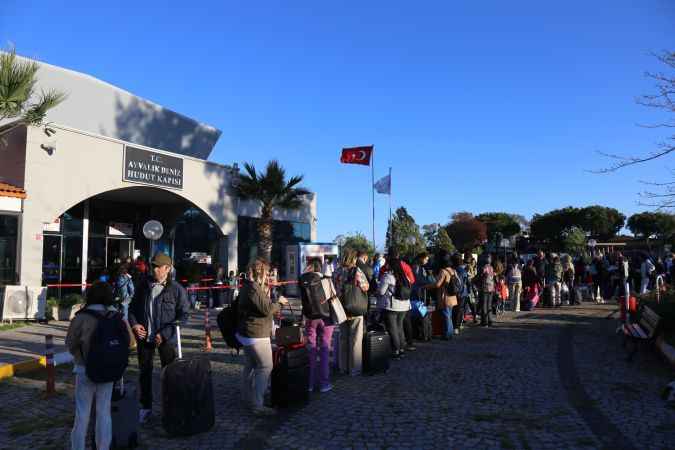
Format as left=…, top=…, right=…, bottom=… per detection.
left=1, top=303, right=673, bottom=450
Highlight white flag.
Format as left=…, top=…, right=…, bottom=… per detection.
left=374, top=174, right=391, bottom=194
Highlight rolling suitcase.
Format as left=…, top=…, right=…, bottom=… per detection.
left=431, top=310, right=445, bottom=337
left=413, top=314, right=432, bottom=341
left=271, top=343, right=310, bottom=407
left=161, top=324, right=215, bottom=437
left=110, top=378, right=139, bottom=449
left=89, top=376, right=139, bottom=450
left=363, top=329, right=390, bottom=374
left=543, top=285, right=552, bottom=307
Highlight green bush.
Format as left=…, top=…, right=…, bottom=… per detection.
left=60, top=293, right=84, bottom=308
left=46, top=297, right=59, bottom=308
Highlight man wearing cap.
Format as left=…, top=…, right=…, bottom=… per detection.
left=128, top=252, right=189, bottom=424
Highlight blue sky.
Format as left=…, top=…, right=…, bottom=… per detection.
left=2, top=1, right=674, bottom=249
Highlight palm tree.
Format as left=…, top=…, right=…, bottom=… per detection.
left=0, top=47, right=66, bottom=136
left=234, top=160, right=311, bottom=262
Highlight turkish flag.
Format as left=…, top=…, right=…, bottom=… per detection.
left=340, top=146, right=373, bottom=166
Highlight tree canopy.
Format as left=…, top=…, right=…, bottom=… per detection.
left=475, top=212, right=521, bottom=240
left=530, top=205, right=625, bottom=247
left=627, top=212, right=675, bottom=242
left=445, top=212, right=487, bottom=253
left=422, top=223, right=455, bottom=255
left=339, top=233, right=375, bottom=258
left=386, top=207, right=426, bottom=260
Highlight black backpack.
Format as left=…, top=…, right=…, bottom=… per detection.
left=445, top=270, right=463, bottom=297
left=299, top=272, right=331, bottom=320
left=78, top=310, right=130, bottom=383
left=393, top=270, right=412, bottom=301
left=217, top=299, right=242, bottom=353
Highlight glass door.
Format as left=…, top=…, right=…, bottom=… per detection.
left=106, top=238, right=134, bottom=269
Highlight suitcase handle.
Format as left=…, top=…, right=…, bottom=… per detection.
left=173, top=322, right=182, bottom=359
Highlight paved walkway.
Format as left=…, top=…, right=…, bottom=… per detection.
left=0, top=303, right=673, bottom=450
left=0, top=320, right=69, bottom=366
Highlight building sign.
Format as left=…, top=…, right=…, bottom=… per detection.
left=108, top=222, right=134, bottom=237
left=123, top=146, right=183, bottom=189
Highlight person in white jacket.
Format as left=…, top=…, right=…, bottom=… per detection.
left=377, top=250, right=415, bottom=359
left=640, top=257, right=655, bottom=294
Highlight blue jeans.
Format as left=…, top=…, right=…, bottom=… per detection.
left=441, top=307, right=453, bottom=337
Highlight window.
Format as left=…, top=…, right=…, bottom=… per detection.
left=0, top=215, right=19, bottom=285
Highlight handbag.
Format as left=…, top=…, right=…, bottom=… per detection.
left=327, top=281, right=347, bottom=325
left=340, top=268, right=368, bottom=316
left=274, top=303, right=304, bottom=346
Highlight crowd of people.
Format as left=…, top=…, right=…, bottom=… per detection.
left=63, top=245, right=671, bottom=447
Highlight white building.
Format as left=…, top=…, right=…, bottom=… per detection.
left=0, top=56, right=316, bottom=298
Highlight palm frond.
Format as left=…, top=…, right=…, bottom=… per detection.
left=22, top=89, right=67, bottom=125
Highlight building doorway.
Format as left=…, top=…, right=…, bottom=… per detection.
left=106, top=237, right=134, bottom=268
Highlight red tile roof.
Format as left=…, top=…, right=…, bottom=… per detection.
left=0, top=182, right=26, bottom=199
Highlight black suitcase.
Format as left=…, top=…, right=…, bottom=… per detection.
left=413, top=315, right=432, bottom=342
left=363, top=330, right=390, bottom=374
left=161, top=324, right=215, bottom=437
left=271, top=344, right=309, bottom=408
left=89, top=376, right=139, bottom=450
left=543, top=285, right=552, bottom=307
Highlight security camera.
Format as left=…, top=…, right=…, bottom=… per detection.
left=41, top=143, right=56, bottom=155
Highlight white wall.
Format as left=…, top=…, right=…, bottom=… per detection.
left=20, top=124, right=239, bottom=286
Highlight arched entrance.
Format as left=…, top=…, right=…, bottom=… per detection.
left=42, top=186, right=227, bottom=296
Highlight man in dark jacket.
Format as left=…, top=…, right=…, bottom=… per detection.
left=129, top=252, right=189, bottom=424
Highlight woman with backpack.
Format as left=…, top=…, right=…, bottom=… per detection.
left=236, top=258, right=288, bottom=416
left=424, top=251, right=458, bottom=340
left=66, top=281, right=134, bottom=450
left=333, top=249, right=369, bottom=376
left=300, top=259, right=336, bottom=393
left=377, top=249, right=416, bottom=359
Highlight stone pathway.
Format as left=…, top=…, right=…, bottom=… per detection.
left=0, top=303, right=673, bottom=449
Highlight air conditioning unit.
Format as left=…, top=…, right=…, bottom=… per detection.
left=0, top=286, right=47, bottom=321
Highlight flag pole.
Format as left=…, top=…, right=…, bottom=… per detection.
left=371, top=146, right=376, bottom=249
left=388, top=167, right=392, bottom=225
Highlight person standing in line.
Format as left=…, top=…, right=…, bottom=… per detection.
left=640, top=256, right=656, bottom=294
left=323, top=256, right=335, bottom=279
left=67, top=282, right=134, bottom=450
left=378, top=249, right=415, bottom=357
left=300, top=259, right=336, bottom=393
left=333, top=249, right=369, bottom=376
left=563, top=256, right=577, bottom=305
left=128, top=252, right=190, bottom=424
left=424, top=251, right=458, bottom=338
left=533, top=250, right=548, bottom=291
left=412, top=252, right=431, bottom=306
left=548, top=254, right=563, bottom=307
left=506, top=256, right=522, bottom=312
left=114, top=264, right=135, bottom=320
left=477, top=254, right=496, bottom=327
left=236, top=258, right=288, bottom=416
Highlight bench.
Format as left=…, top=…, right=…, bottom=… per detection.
left=621, top=305, right=661, bottom=362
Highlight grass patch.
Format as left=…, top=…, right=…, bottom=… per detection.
left=0, top=322, right=28, bottom=332
left=471, top=413, right=499, bottom=422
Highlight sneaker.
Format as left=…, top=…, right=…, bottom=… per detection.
left=405, top=345, right=417, bottom=352
left=252, top=406, right=277, bottom=416
left=319, top=384, right=333, bottom=393
left=139, top=409, right=152, bottom=424
left=453, top=329, right=460, bottom=335
left=308, top=386, right=314, bottom=393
